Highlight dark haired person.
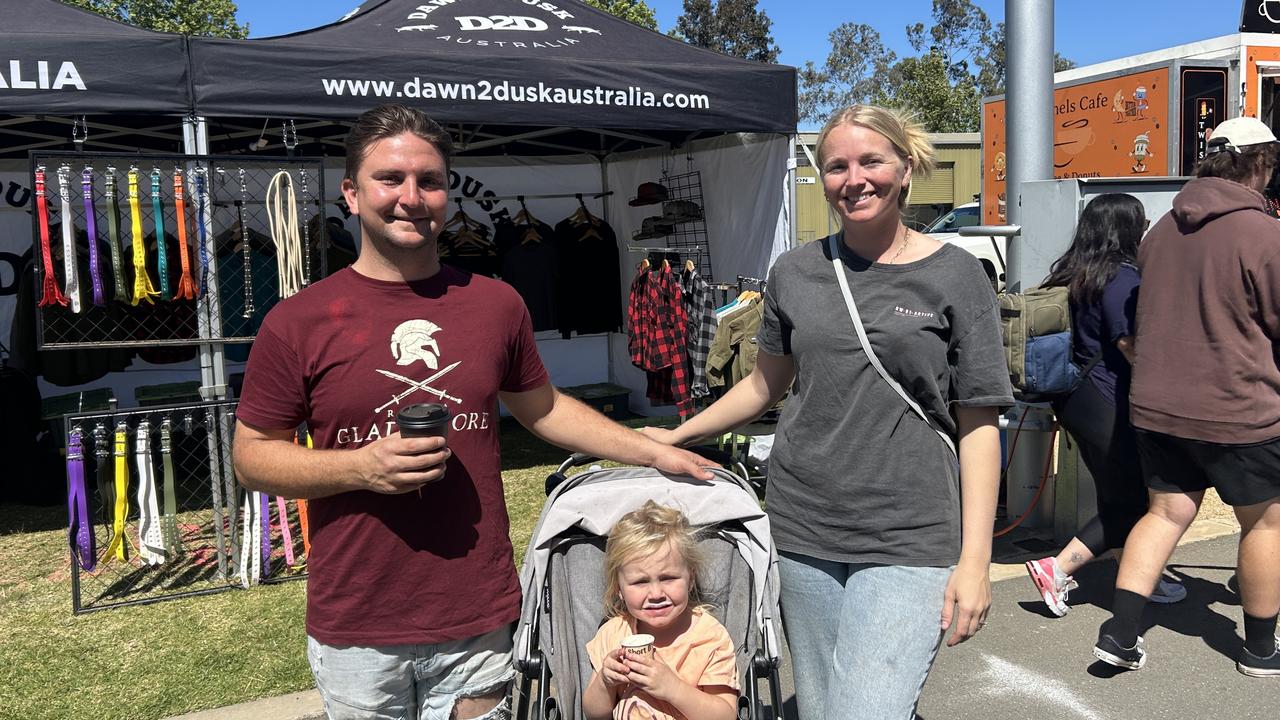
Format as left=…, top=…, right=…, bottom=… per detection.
left=232, top=104, right=713, bottom=719
left=1025, top=194, right=1186, bottom=616
left=1092, top=117, right=1280, bottom=677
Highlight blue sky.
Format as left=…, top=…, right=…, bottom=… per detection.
left=237, top=0, right=1243, bottom=71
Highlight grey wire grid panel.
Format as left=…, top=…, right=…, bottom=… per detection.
left=63, top=400, right=306, bottom=613
left=31, top=152, right=327, bottom=350
left=662, top=170, right=713, bottom=281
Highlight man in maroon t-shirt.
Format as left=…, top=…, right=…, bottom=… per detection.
left=233, top=105, right=712, bottom=720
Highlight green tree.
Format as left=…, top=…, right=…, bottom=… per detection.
left=61, top=0, right=248, bottom=37
left=673, top=0, right=779, bottom=63
left=799, top=23, right=896, bottom=124
left=799, top=0, right=1077, bottom=131
left=876, top=52, right=982, bottom=133
left=582, top=0, right=658, bottom=31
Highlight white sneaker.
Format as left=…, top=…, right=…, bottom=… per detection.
left=1150, top=578, right=1187, bottom=604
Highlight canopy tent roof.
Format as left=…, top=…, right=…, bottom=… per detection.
left=1, top=0, right=796, bottom=159
left=0, top=0, right=190, bottom=116
left=187, top=0, right=796, bottom=137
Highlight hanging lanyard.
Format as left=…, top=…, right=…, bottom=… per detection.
left=65, top=428, right=96, bottom=572
left=104, top=168, right=129, bottom=303
left=299, top=168, right=312, bottom=288
left=56, top=166, right=83, bottom=313
left=102, top=423, right=130, bottom=562
left=194, top=169, right=210, bottom=298
left=128, top=169, right=159, bottom=305
left=172, top=170, right=197, bottom=300
left=134, top=420, right=165, bottom=565
left=274, top=497, right=296, bottom=566
left=81, top=167, right=105, bottom=307
left=92, top=423, right=113, bottom=527
left=239, top=487, right=263, bottom=587
left=34, top=167, right=69, bottom=308
left=237, top=169, right=254, bottom=318
left=150, top=170, right=170, bottom=301
left=159, top=419, right=182, bottom=554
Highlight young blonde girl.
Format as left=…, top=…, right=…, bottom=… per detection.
left=582, top=500, right=739, bottom=720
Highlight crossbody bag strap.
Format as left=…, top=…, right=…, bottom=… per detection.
left=828, top=235, right=957, bottom=458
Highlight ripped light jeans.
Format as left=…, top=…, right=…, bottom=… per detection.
left=778, top=552, right=951, bottom=720
left=306, top=623, right=515, bottom=720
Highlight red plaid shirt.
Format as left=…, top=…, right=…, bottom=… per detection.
left=627, top=265, right=694, bottom=417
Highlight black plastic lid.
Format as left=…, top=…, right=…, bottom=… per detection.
left=396, top=403, right=450, bottom=428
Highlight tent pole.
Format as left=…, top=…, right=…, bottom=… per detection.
left=184, top=115, right=216, bottom=401
left=599, top=153, right=617, bottom=386
left=185, top=115, right=228, bottom=402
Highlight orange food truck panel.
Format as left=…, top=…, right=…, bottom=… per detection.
left=982, top=67, right=1171, bottom=225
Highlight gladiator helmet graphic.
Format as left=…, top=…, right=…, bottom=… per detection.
left=390, top=319, right=443, bottom=370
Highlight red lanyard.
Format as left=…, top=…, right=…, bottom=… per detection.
left=172, top=171, right=197, bottom=300
left=35, top=168, right=69, bottom=308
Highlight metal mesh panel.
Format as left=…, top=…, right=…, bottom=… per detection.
left=63, top=400, right=306, bottom=613
left=31, top=152, right=327, bottom=350
left=662, top=170, right=713, bottom=281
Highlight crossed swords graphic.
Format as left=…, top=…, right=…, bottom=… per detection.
left=374, top=360, right=463, bottom=414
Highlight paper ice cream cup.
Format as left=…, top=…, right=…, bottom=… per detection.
left=621, top=633, right=655, bottom=655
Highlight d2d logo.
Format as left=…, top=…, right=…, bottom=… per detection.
left=456, top=15, right=549, bottom=32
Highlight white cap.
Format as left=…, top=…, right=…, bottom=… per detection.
left=1207, top=117, right=1278, bottom=154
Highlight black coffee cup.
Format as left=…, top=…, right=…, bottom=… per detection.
left=396, top=403, right=451, bottom=439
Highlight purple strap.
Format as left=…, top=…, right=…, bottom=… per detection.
left=82, top=169, right=105, bottom=306
left=194, top=172, right=209, bottom=297
left=260, top=491, right=271, bottom=579
left=66, top=430, right=96, bottom=572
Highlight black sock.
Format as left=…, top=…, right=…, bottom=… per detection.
left=1243, top=613, right=1279, bottom=657
left=1100, top=589, right=1147, bottom=647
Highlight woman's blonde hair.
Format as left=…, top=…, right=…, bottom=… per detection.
left=815, top=105, right=936, bottom=210
left=603, top=500, right=706, bottom=618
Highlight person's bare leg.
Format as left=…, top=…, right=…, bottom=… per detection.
left=1115, top=490, right=1203, bottom=596
left=1235, top=498, right=1280, bottom=620
left=453, top=690, right=508, bottom=719
left=1055, top=537, right=1096, bottom=576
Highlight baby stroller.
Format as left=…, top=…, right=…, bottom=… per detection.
left=513, top=448, right=787, bottom=720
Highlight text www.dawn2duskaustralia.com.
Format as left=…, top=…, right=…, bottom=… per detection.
left=320, top=77, right=712, bottom=110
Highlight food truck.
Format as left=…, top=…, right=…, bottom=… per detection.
left=981, top=0, right=1280, bottom=224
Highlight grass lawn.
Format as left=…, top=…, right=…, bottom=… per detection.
left=0, top=417, right=667, bottom=720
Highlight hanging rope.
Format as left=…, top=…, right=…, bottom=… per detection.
left=266, top=170, right=306, bottom=299
left=193, top=168, right=210, bottom=298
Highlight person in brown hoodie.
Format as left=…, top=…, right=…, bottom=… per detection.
left=1092, top=117, right=1280, bottom=677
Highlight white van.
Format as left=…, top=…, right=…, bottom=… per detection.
left=924, top=202, right=1006, bottom=289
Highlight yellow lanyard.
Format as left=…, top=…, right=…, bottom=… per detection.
left=102, top=425, right=131, bottom=561
left=128, top=170, right=158, bottom=305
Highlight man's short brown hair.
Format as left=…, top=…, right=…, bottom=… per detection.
left=344, top=104, right=454, bottom=181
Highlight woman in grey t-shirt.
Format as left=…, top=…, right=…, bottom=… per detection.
left=644, top=105, right=1012, bottom=719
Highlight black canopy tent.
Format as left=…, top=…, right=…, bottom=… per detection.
left=186, top=0, right=797, bottom=157
left=0, top=0, right=192, bottom=156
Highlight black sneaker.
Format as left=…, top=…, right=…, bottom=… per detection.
left=1093, top=633, right=1147, bottom=670
left=1237, top=635, right=1280, bottom=677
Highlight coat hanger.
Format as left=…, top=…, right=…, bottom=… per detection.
left=445, top=198, right=475, bottom=230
